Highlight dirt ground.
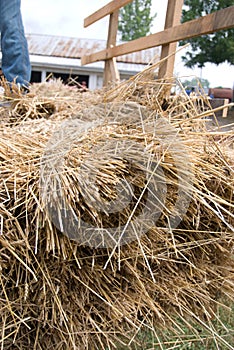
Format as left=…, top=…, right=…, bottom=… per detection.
left=206, top=107, right=234, bottom=132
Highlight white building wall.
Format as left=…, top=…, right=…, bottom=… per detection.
left=97, top=76, right=103, bottom=89
left=41, top=70, right=47, bottom=82
left=28, top=55, right=147, bottom=90
left=88, top=74, right=97, bottom=90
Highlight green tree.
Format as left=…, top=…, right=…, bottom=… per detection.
left=182, top=77, right=210, bottom=90
left=118, top=0, right=156, bottom=41
left=180, top=0, right=234, bottom=68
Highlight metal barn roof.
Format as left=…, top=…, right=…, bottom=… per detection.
left=26, top=34, right=160, bottom=65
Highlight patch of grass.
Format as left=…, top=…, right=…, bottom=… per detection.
left=114, top=300, right=234, bottom=349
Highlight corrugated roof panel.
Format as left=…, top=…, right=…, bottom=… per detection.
left=26, top=34, right=160, bottom=65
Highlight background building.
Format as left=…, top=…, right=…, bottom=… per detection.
left=22, top=34, right=160, bottom=90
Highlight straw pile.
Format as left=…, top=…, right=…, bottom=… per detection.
left=0, top=69, right=234, bottom=350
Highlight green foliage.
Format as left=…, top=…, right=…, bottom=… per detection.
left=118, top=0, right=156, bottom=41
left=182, top=77, right=210, bottom=89
left=180, top=0, right=234, bottom=68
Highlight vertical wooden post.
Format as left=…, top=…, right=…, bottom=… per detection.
left=158, top=0, right=183, bottom=83
left=103, top=10, right=120, bottom=86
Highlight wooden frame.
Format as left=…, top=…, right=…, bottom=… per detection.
left=103, top=10, right=120, bottom=86
left=157, top=0, right=183, bottom=80
left=84, top=1, right=134, bottom=86
left=84, top=0, right=133, bottom=28
left=82, top=1, right=234, bottom=87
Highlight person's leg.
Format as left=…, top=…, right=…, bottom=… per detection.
left=0, top=0, right=31, bottom=86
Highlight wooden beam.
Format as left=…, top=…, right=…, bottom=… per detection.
left=106, top=9, right=119, bottom=48
left=104, top=58, right=120, bottom=86
left=222, top=99, right=229, bottom=118
left=158, top=0, right=183, bottom=80
left=103, top=10, right=120, bottom=86
left=84, top=0, right=132, bottom=27
left=82, top=5, right=234, bottom=65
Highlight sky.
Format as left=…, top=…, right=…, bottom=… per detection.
left=21, top=0, right=234, bottom=88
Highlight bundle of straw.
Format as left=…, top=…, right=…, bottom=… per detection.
left=0, top=69, right=234, bottom=349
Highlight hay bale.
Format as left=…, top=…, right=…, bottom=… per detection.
left=0, top=70, right=234, bottom=349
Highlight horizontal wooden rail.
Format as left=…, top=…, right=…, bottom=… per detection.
left=82, top=5, right=234, bottom=65
left=84, top=0, right=132, bottom=28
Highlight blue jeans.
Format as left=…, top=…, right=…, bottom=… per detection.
left=0, top=0, right=31, bottom=86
